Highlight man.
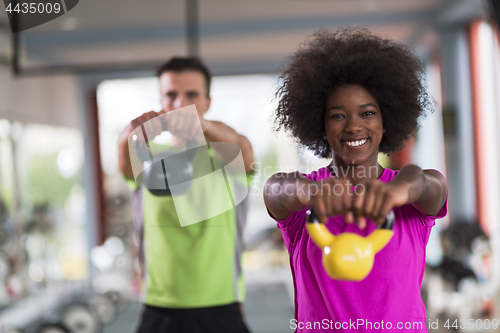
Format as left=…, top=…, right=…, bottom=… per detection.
left=117, top=57, right=254, bottom=333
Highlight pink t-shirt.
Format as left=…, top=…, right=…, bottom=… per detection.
left=269, top=167, right=447, bottom=332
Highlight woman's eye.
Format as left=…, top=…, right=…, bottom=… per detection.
left=330, top=114, right=344, bottom=119
left=363, top=111, right=375, bottom=116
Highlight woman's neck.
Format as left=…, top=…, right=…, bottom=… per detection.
left=331, top=156, right=383, bottom=185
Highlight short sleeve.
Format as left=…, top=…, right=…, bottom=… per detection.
left=419, top=170, right=449, bottom=225
left=394, top=168, right=448, bottom=227
left=239, top=166, right=257, bottom=188
left=264, top=170, right=319, bottom=251
left=430, top=196, right=448, bottom=219
left=411, top=193, right=448, bottom=227
left=124, top=176, right=139, bottom=191
left=267, top=207, right=306, bottom=230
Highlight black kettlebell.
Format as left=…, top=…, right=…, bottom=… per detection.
left=132, top=118, right=199, bottom=196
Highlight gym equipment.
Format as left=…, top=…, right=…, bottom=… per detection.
left=104, top=290, right=128, bottom=314
left=306, top=209, right=394, bottom=281
left=88, top=294, right=117, bottom=325
left=61, top=302, right=102, bottom=333
left=112, top=253, right=132, bottom=273
left=35, top=323, right=70, bottom=333
left=107, top=222, right=130, bottom=240
left=132, top=117, right=198, bottom=196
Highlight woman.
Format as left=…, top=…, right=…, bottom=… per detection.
left=264, top=27, right=448, bottom=332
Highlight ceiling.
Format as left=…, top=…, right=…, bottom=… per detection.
left=0, top=0, right=490, bottom=76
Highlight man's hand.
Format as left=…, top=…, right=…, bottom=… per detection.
left=118, top=110, right=164, bottom=179
left=164, top=108, right=201, bottom=142
left=131, top=111, right=164, bottom=138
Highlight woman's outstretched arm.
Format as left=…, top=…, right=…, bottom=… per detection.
left=264, top=172, right=356, bottom=223
left=350, top=165, right=448, bottom=226
left=263, top=172, right=313, bottom=221
left=390, top=164, right=448, bottom=217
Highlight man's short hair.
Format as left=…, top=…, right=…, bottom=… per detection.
left=156, top=57, right=212, bottom=97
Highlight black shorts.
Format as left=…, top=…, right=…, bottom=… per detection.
left=136, top=303, right=252, bottom=333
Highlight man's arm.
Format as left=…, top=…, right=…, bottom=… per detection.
left=200, top=119, right=255, bottom=173
left=119, top=113, right=255, bottom=177
left=118, top=124, right=135, bottom=179
left=118, top=111, right=163, bottom=179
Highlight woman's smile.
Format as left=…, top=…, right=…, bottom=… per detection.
left=342, top=137, right=369, bottom=149
left=324, top=84, right=383, bottom=168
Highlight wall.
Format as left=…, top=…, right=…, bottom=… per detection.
left=0, top=66, right=80, bottom=128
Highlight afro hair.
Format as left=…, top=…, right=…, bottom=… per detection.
left=274, top=27, right=432, bottom=158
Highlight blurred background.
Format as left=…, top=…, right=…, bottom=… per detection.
left=0, top=0, right=500, bottom=332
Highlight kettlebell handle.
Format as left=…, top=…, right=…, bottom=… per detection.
left=160, top=117, right=199, bottom=158
left=306, top=209, right=395, bottom=230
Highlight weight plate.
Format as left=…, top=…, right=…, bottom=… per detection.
left=104, top=290, right=128, bottom=313
left=113, top=253, right=132, bottom=272
left=61, top=303, right=103, bottom=333
left=107, top=222, right=130, bottom=240
left=88, top=294, right=117, bottom=325
left=35, top=323, right=70, bottom=333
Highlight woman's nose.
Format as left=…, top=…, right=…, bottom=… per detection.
left=345, top=116, right=362, bottom=132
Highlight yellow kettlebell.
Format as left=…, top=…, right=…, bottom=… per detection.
left=305, top=209, right=394, bottom=281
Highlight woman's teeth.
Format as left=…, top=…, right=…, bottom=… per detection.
left=345, top=139, right=367, bottom=147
